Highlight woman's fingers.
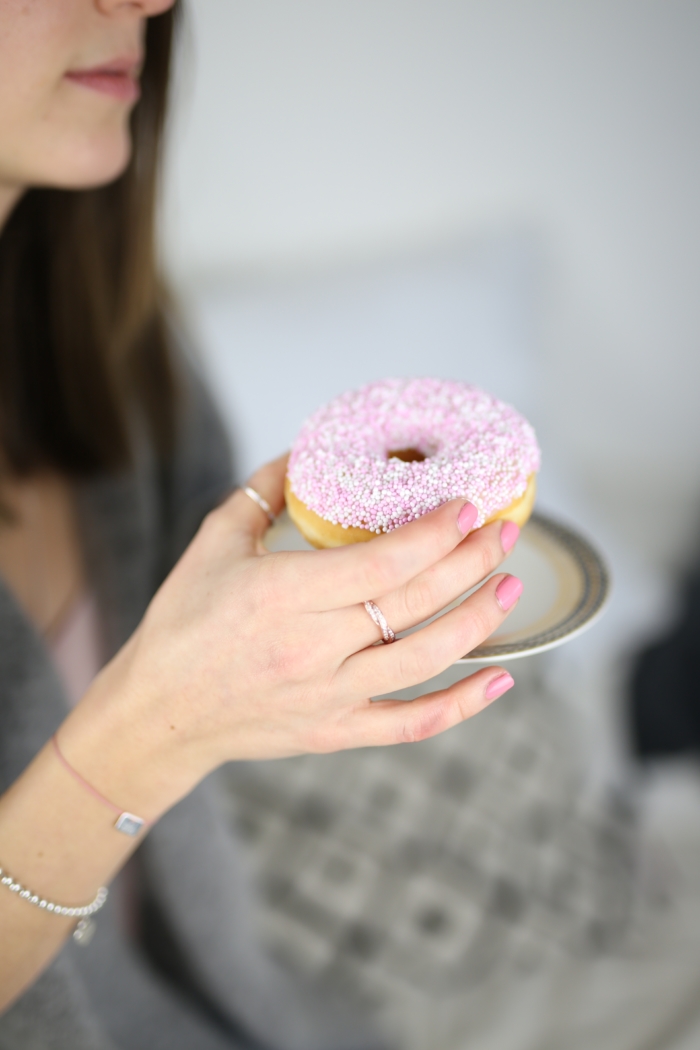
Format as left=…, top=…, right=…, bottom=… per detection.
left=350, top=519, right=516, bottom=647
left=315, top=666, right=515, bottom=752
left=338, top=572, right=521, bottom=699
left=205, top=473, right=482, bottom=615
left=292, top=498, right=478, bottom=611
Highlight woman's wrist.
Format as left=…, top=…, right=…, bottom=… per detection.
left=0, top=674, right=179, bottom=1011
left=55, top=630, right=213, bottom=828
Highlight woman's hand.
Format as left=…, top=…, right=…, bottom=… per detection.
left=61, top=454, right=522, bottom=817
left=0, top=454, right=522, bottom=1007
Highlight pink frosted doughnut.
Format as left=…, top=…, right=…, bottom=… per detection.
left=285, top=377, right=540, bottom=547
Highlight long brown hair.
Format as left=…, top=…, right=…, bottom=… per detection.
left=0, top=6, right=180, bottom=477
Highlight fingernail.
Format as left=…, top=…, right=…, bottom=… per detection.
left=457, top=501, right=478, bottom=535
left=485, top=672, right=515, bottom=701
left=500, top=520, right=520, bottom=553
left=495, top=574, right=523, bottom=611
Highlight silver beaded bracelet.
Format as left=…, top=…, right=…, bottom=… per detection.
left=0, top=864, right=108, bottom=945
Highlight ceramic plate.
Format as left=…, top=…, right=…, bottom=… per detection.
left=264, top=510, right=610, bottom=662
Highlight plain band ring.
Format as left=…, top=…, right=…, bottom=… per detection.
left=363, top=600, right=396, bottom=644
left=243, top=486, right=275, bottom=524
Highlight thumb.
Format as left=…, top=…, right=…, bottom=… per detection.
left=219, top=453, right=289, bottom=555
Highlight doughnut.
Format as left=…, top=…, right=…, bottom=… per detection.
left=285, top=377, right=540, bottom=549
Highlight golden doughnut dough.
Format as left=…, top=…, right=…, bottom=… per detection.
left=285, top=472, right=537, bottom=550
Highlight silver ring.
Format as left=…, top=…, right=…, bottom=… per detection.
left=243, top=486, right=275, bottom=524
left=363, top=600, right=396, bottom=644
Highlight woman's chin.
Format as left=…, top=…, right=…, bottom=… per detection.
left=43, top=130, right=133, bottom=190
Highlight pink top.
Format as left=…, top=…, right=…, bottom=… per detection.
left=47, top=593, right=143, bottom=931
left=48, top=592, right=103, bottom=709
left=287, top=377, right=540, bottom=532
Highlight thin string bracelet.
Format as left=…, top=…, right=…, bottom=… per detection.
left=51, top=734, right=149, bottom=838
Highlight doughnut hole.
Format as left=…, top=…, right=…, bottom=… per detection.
left=387, top=448, right=427, bottom=463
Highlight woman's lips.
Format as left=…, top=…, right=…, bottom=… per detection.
left=65, top=58, right=141, bottom=103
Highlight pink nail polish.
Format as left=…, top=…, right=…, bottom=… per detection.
left=495, top=574, right=523, bottom=611
left=500, top=520, right=520, bottom=553
left=457, top=501, right=478, bottom=535
left=485, top=672, right=515, bottom=701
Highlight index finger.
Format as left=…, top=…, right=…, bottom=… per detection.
left=299, top=497, right=477, bottom=610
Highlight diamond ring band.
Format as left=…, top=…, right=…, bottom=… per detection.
left=363, top=600, right=396, bottom=644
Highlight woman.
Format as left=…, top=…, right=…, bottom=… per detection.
left=0, top=1, right=521, bottom=1047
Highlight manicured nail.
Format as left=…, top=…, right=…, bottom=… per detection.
left=500, top=520, right=520, bottom=554
left=495, top=574, right=523, bottom=611
left=457, top=501, right=478, bottom=535
left=485, top=672, right=515, bottom=701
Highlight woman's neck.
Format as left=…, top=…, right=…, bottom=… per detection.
left=0, top=473, right=85, bottom=637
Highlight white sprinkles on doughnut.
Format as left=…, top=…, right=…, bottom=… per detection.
left=287, top=377, right=541, bottom=533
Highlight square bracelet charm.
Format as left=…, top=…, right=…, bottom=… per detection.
left=114, top=812, right=145, bottom=836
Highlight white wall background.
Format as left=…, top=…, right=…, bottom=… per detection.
left=162, top=0, right=700, bottom=567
